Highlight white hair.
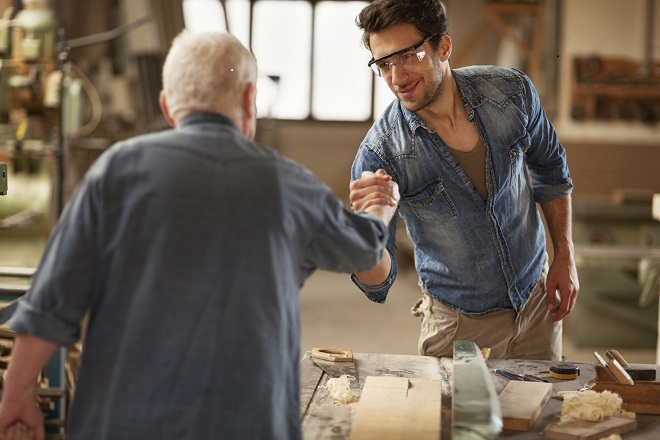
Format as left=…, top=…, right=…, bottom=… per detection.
left=161, top=31, right=257, bottom=124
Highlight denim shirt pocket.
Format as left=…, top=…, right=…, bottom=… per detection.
left=506, top=135, right=530, bottom=187
left=404, top=177, right=458, bottom=222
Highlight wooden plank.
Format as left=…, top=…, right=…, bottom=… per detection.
left=498, top=381, right=552, bottom=431
left=349, top=376, right=441, bottom=440
left=299, top=352, right=449, bottom=440
left=299, top=352, right=324, bottom=420
left=544, top=417, right=637, bottom=440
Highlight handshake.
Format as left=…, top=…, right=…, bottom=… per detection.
left=349, top=169, right=400, bottom=227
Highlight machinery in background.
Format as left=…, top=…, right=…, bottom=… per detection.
left=0, top=0, right=183, bottom=226
left=0, top=161, right=6, bottom=195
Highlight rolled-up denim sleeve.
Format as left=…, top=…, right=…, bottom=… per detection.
left=349, top=145, right=400, bottom=302
left=9, top=164, right=103, bottom=346
left=11, top=299, right=81, bottom=345
left=349, top=242, right=398, bottom=303
left=514, top=68, right=573, bottom=203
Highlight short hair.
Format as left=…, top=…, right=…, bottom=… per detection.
left=356, top=0, right=449, bottom=52
left=161, top=31, right=257, bottom=124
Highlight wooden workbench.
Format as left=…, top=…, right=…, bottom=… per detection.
left=299, top=352, right=660, bottom=439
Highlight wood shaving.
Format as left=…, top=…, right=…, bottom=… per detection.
left=559, top=390, right=635, bottom=423
left=325, top=374, right=356, bottom=403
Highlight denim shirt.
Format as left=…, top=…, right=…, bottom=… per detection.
left=13, top=112, right=388, bottom=440
left=350, top=66, right=573, bottom=314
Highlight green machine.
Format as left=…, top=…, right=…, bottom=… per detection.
left=0, top=162, right=6, bottom=195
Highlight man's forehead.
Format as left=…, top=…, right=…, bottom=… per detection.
left=369, top=23, right=424, bottom=59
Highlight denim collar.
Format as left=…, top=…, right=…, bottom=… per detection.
left=180, top=112, right=237, bottom=130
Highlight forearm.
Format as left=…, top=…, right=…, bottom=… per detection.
left=354, top=249, right=392, bottom=286
left=3, top=334, right=58, bottom=401
left=540, top=194, right=574, bottom=261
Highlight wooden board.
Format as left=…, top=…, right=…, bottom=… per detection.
left=350, top=376, right=441, bottom=440
left=544, top=417, right=637, bottom=440
left=499, top=381, right=553, bottom=431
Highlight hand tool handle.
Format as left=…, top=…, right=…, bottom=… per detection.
left=495, top=369, right=521, bottom=381
left=594, top=351, right=634, bottom=385
left=606, top=349, right=630, bottom=368
left=311, top=347, right=354, bottom=362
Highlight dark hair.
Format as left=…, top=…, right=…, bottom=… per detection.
left=356, top=0, right=449, bottom=51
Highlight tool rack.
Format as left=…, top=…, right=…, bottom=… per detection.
left=0, top=266, right=67, bottom=440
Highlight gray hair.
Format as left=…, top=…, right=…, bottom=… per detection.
left=162, top=31, right=257, bottom=124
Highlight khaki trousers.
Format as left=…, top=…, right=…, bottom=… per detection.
left=411, top=263, right=562, bottom=360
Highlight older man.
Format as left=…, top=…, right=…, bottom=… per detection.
left=0, top=31, right=399, bottom=440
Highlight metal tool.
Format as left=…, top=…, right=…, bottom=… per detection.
left=0, top=163, right=7, bottom=196
left=496, top=369, right=550, bottom=383
left=310, top=347, right=359, bottom=387
left=594, top=351, right=634, bottom=385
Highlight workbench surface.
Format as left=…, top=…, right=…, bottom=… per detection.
left=299, top=351, right=660, bottom=439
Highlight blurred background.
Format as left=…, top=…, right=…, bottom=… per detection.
left=0, top=0, right=659, bottom=367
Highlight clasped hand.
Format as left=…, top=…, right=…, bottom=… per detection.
left=349, top=169, right=400, bottom=225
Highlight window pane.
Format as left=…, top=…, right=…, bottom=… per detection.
left=183, top=0, right=227, bottom=32
left=183, top=0, right=250, bottom=46
left=312, top=1, right=370, bottom=121
left=225, top=0, right=251, bottom=46
left=253, top=1, right=312, bottom=119
left=374, top=79, right=395, bottom=120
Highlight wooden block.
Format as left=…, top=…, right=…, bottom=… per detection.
left=544, top=416, right=637, bottom=440
left=498, top=381, right=552, bottom=431
left=350, top=376, right=441, bottom=440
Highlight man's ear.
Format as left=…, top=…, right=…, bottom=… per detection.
left=242, top=82, right=256, bottom=120
left=240, top=82, right=257, bottom=140
left=439, top=34, right=452, bottom=62
left=159, top=91, right=176, bottom=127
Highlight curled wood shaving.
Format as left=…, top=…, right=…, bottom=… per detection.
left=559, top=390, right=635, bottom=423
left=325, top=374, right=356, bottom=403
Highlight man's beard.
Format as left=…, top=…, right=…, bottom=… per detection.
left=400, top=63, right=445, bottom=113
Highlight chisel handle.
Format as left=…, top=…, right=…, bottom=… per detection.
left=606, top=349, right=630, bottom=368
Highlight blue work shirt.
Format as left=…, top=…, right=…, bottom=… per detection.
left=351, top=66, right=573, bottom=314
left=12, top=112, right=388, bottom=440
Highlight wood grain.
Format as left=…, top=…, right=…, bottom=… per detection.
left=499, top=381, right=553, bottom=431
left=544, top=417, right=637, bottom=440
left=350, top=376, right=442, bottom=440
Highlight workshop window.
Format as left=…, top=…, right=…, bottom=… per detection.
left=252, top=1, right=312, bottom=120
left=183, top=0, right=391, bottom=121
left=312, top=1, right=370, bottom=120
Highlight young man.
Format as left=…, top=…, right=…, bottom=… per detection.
left=349, top=0, right=579, bottom=360
left=0, top=31, right=399, bottom=440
